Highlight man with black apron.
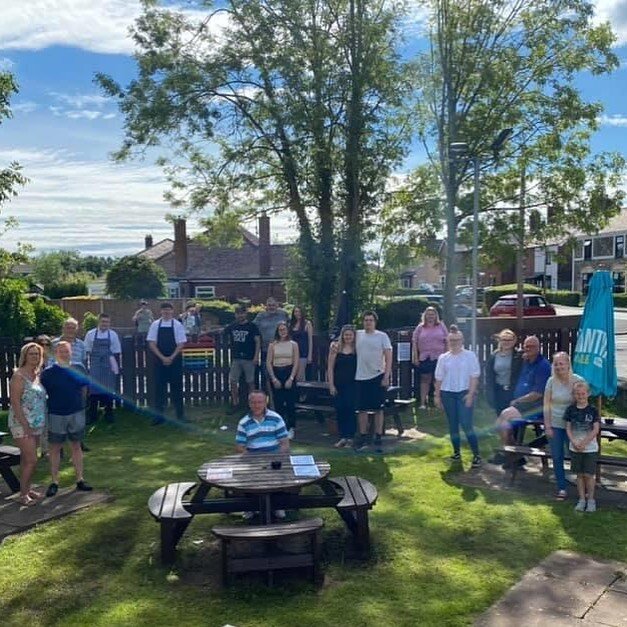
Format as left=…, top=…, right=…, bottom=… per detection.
left=84, top=313, right=121, bottom=425
left=147, top=302, right=187, bottom=425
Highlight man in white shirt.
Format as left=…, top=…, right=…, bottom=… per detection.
left=147, top=303, right=187, bottom=424
left=84, top=313, right=121, bottom=424
left=355, top=311, right=392, bottom=452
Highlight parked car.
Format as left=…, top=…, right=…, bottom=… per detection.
left=489, top=294, right=556, bottom=317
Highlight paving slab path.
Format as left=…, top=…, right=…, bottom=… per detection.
left=476, top=550, right=627, bottom=626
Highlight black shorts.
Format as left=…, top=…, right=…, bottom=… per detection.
left=415, top=359, right=437, bottom=375
left=356, top=374, right=385, bottom=411
left=570, top=451, right=597, bottom=475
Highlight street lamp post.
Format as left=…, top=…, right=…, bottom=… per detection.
left=449, top=129, right=512, bottom=351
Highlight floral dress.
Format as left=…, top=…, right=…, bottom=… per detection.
left=8, top=372, right=47, bottom=438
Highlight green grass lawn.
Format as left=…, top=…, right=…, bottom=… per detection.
left=1, top=405, right=626, bottom=627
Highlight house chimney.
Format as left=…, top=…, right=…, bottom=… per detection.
left=145, top=234, right=153, bottom=249
left=174, top=218, right=188, bottom=277
left=259, top=212, right=271, bottom=277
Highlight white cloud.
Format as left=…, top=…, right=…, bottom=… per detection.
left=600, top=113, right=627, bottom=127
left=48, top=91, right=109, bottom=109
left=0, top=1, right=226, bottom=55
left=64, top=110, right=103, bottom=120
left=0, top=56, right=15, bottom=71
left=47, top=91, right=116, bottom=121
left=11, top=101, right=38, bottom=114
left=594, top=0, right=627, bottom=45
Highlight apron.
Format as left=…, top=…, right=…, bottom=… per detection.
left=157, top=320, right=181, bottom=361
left=89, top=330, right=116, bottom=394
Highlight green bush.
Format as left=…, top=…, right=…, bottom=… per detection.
left=196, top=299, right=236, bottom=325
left=484, top=284, right=542, bottom=308
left=46, top=280, right=88, bottom=299
left=0, top=279, right=35, bottom=340
left=82, top=311, right=99, bottom=334
left=614, top=293, right=627, bottom=307
left=545, top=290, right=581, bottom=306
left=375, top=297, right=433, bottom=329
left=31, top=297, right=67, bottom=336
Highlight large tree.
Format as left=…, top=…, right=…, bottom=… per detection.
left=97, top=0, right=409, bottom=328
left=106, top=256, right=166, bottom=299
left=391, top=0, right=623, bottom=321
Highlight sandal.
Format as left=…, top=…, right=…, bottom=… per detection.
left=28, top=489, right=44, bottom=500
left=18, top=494, right=37, bottom=506
left=555, top=490, right=567, bottom=501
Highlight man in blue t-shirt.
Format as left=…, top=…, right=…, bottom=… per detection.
left=235, top=390, right=289, bottom=454
left=496, top=335, right=551, bottom=446
left=41, top=341, right=93, bottom=497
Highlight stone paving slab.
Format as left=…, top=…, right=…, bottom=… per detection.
left=612, top=578, right=627, bottom=595
left=0, top=486, right=112, bottom=541
left=476, top=551, right=627, bottom=627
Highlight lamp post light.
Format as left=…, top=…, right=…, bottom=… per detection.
left=449, top=129, right=512, bottom=351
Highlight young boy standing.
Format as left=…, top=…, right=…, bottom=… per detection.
left=564, top=381, right=600, bottom=513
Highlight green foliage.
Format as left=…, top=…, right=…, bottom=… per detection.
left=45, top=280, right=88, bottom=299
left=484, top=284, right=541, bottom=308
left=195, top=299, right=236, bottom=325
left=31, top=297, right=67, bottom=336
left=106, top=256, right=166, bottom=299
left=613, top=294, right=627, bottom=308
left=82, top=311, right=98, bottom=333
left=375, top=297, right=434, bottom=329
left=0, top=279, right=35, bottom=340
left=545, top=290, right=581, bottom=307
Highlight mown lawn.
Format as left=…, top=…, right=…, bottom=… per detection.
left=1, top=405, right=626, bottom=627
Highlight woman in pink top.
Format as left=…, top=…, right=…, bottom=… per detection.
left=412, top=306, right=448, bottom=409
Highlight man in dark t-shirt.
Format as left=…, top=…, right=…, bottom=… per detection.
left=41, top=341, right=92, bottom=497
left=224, top=307, right=261, bottom=408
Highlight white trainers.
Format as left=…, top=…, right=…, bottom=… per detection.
left=334, top=438, right=348, bottom=448
left=287, top=428, right=295, bottom=440
left=586, top=499, right=597, bottom=513
left=274, top=509, right=286, bottom=520
left=574, top=499, right=586, bottom=512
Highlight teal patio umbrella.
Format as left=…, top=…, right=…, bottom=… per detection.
left=573, top=271, right=617, bottom=398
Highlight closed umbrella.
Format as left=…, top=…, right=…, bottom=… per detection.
left=572, top=271, right=617, bottom=397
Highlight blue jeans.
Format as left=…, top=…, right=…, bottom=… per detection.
left=441, top=391, right=479, bottom=456
left=549, top=426, right=568, bottom=491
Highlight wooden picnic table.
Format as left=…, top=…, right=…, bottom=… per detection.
left=197, top=453, right=331, bottom=524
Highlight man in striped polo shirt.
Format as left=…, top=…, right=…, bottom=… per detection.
left=235, top=390, right=290, bottom=454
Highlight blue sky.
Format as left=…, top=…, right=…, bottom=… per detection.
left=0, top=0, right=626, bottom=256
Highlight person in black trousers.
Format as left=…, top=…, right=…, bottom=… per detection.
left=327, top=325, right=357, bottom=448
left=147, top=303, right=187, bottom=424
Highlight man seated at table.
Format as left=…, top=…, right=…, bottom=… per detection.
left=235, top=390, right=290, bottom=520
left=495, top=335, right=551, bottom=453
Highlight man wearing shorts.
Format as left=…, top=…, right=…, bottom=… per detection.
left=224, top=306, right=260, bottom=409
left=355, top=311, right=392, bottom=452
left=41, top=341, right=92, bottom=497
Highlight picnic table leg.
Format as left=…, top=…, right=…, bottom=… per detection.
left=392, top=409, right=404, bottom=437
left=354, top=508, right=370, bottom=552
left=190, top=483, right=209, bottom=503
left=0, top=466, right=20, bottom=493
left=160, top=520, right=178, bottom=565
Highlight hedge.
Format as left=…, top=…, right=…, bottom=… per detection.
left=375, top=297, right=437, bottom=329
left=614, top=294, right=627, bottom=307
left=484, top=284, right=541, bottom=308
left=545, top=290, right=581, bottom=306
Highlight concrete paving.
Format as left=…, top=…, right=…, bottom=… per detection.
left=476, top=550, right=627, bottom=626
left=0, top=483, right=112, bottom=542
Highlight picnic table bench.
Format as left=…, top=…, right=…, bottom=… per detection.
left=0, top=443, right=20, bottom=493
left=212, top=517, right=324, bottom=586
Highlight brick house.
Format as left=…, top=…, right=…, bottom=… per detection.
left=137, top=214, right=290, bottom=303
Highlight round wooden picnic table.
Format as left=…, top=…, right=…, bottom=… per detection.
left=197, top=453, right=331, bottom=523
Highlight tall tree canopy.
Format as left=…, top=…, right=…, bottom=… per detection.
left=97, top=0, right=410, bottom=328
left=387, top=0, right=623, bottom=321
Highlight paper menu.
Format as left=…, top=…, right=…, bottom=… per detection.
left=289, top=455, right=315, bottom=466
left=205, top=468, right=233, bottom=481
left=293, top=465, right=321, bottom=478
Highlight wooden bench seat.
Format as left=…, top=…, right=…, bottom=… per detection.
left=326, top=476, right=377, bottom=550
left=212, top=518, right=324, bottom=586
left=148, top=481, right=197, bottom=564
left=0, top=444, right=21, bottom=493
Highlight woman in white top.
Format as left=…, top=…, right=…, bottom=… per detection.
left=434, top=325, right=482, bottom=467
left=267, top=322, right=300, bottom=438
left=543, top=351, right=584, bottom=501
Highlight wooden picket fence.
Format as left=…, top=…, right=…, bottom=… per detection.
left=0, top=315, right=581, bottom=410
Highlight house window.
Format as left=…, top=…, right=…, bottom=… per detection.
left=612, top=272, right=625, bottom=293
left=545, top=250, right=552, bottom=266
left=167, top=282, right=180, bottom=298
left=573, top=240, right=583, bottom=259
left=583, top=239, right=592, bottom=260
left=400, top=276, right=412, bottom=289
left=593, top=236, right=613, bottom=258
left=195, top=285, right=216, bottom=299
left=581, top=272, right=593, bottom=294
left=616, top=235, right=624, bottom=259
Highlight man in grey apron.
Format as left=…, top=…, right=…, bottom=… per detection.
left=147, top=303, right=187, bottom=425
left=85, top=313, right=121, bottom=425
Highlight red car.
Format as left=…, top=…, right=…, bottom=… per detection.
left=489, top=294, right=556, bottom=317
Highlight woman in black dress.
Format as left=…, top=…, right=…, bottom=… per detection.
left=327, top=325, right=357, bottom=448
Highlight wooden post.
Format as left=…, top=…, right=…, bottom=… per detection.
left=121, top=335, right=137, bottom=406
